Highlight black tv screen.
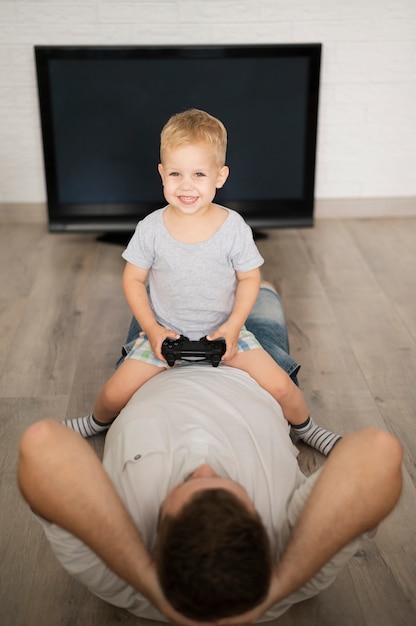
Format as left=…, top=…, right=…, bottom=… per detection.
left=35, top=44, right=321, bottom=233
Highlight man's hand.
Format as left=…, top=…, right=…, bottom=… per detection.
left=146, top=325, right=180, bottom=361
left=142, top=561, right=217, bottom=626
left=217, top=569, right=281, bottom=626
left=207, top=323, right=240, bottom=361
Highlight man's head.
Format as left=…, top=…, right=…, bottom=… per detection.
left=156, top=465, right=272, bottom=621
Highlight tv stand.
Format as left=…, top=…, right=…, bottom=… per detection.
left=96, top=229, right=269, bottom=247
left=96, top=232, right=134, bottom=246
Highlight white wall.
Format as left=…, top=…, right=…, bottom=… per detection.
left=1, top=0, right=415, bottom=217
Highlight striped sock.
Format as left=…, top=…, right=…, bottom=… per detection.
left=291, top=416, right=342, bottom=456
left=62, top=413, right=110, bottom=438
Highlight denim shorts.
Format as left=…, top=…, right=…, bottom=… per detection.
left=117, top=284, right=300, bottom=382
left=245, top=284, right=300, bottom=382
left=124, top=327, right=262, bottom=368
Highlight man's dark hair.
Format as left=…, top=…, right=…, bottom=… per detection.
left=156, top=488, right=272, bottom=620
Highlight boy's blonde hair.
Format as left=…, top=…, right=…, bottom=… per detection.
left=160, top=109, right=227, bottom=166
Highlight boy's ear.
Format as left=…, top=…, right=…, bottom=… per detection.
left=216, top=165, right=229, bottom=189
left=158, top=163, right=164, bottom=184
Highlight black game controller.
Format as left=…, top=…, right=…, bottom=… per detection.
left=161, top=335, right=226, bottom=367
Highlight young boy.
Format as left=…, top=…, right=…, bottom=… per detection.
left=64, top=109, right=340, bottom=455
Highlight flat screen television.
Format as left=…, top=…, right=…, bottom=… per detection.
left=35, top=44, right=321, bottom=234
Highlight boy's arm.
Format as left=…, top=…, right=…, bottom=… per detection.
left=207, top=267, right=261, bottom=360
left=122, top=262, right=178, bottom=359
left=122, top=262, right=156, bottom=334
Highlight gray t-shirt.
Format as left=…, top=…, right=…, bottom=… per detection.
left=122, top=206, right=264, bottom=340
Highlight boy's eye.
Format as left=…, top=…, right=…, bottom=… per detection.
left=169, top=172, right=180, bottom=177
left=195, top=172, right=206, bottom=177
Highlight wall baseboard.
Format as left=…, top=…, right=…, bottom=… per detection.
left=315, top=197, right=416, bottom=219
left=0, top=203, right=48, bottom=224
left=1, top=198, right=415, bottom=226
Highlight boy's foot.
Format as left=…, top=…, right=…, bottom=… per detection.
left=62, top=413, right=110, bottom=438
left=291, top=416, right=342, bottom=456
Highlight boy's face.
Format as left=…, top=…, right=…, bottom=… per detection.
left=158, top=143, right=229, bottom=215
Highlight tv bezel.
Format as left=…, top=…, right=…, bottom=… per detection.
left=35, top=43, right=321, bottom=233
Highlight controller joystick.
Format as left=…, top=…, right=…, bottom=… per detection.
left=161, top=335, right=226, bottom=367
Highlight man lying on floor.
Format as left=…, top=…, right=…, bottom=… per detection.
left=18, top=283, right=402, bottom=625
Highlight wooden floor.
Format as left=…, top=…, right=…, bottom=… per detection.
left=1, top=217, right=416, bottom=626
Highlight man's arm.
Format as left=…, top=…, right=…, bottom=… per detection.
left=220, top=428, right=403, bottom=624
left=17, top=420, right=210, bottom=626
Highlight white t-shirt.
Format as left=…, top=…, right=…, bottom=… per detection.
left=37, top=365, right=359, bottom=621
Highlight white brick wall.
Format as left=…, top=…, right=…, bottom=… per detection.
left=0, top=0, right=415, bottom=216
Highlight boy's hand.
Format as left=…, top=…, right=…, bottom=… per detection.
left=146, top=325, right=179, bottom=361
left=207, top=323, right=240, bottom=361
